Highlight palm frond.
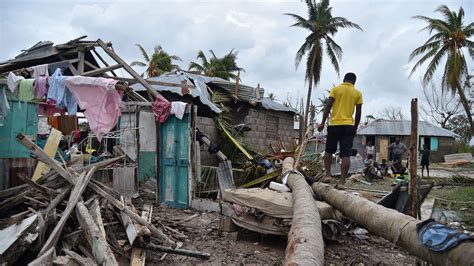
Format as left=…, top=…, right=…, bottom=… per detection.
left=170, top=55, right=182, bottom=61
left=135, top=44, right=150, bottom=63
left=409, top=40, right=440, bottom=61
left=130, top=61, right=147, bottom=67
left=188, top=61, right=204, bottom=72
left=325, top=41, right=340, bottom=76
left=422, top=46, right=448, bottom=85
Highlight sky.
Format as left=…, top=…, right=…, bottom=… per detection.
left=0, top=0, right=472, bottom=122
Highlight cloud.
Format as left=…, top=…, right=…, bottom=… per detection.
left=0, top=0, right=472, bottom=124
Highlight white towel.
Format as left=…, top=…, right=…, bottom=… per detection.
left=6, top=72, right=24, bottom=93
left=171, top=101, right=187, bottom=119
left=31, top=64, right=49, bottom=78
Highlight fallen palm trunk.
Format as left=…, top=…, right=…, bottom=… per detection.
left=283, top=157, right=324, bottom=266
left=312, top=183, right=474, bottom=266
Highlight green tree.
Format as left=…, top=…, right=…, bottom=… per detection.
left=131, top=44, right=182, bottom=77
left=285, top=0, right=362, bottom=133
left=409, top=5, right=474, bottom=136
left=446, top=115, right=470, bottom=143
left=188, top=49, right=245, bottom=81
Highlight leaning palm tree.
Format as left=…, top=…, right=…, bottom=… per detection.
left=189, top=49, right=245, bottom=81
left=285, top=0, right=362, bottom=134
left=131, top=44, right=182, bottom=77
left=409, top=5, right=474, bottom=135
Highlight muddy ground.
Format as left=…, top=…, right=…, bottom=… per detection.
left=138, top=206, right=416, bottom=265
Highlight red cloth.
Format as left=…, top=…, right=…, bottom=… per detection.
left=152, top=95, right=171, bottom=124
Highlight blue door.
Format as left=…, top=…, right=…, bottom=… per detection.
left=160, top=114, right=190, bottom=208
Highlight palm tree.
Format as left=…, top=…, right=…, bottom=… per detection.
left=285, top=0, right=362, bottom=134
left=131, top=44, right=182, bottom=77
left=189, top=49, right=245, bottom=81
left=409, top=5, right=474, bottom=135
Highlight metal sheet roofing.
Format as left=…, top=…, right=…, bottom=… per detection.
left=131, top=71, right=296, bottom=114
left=357, top=119, right=458, bottom=138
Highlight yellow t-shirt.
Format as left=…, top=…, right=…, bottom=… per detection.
left=328, top=82, right=363, bottom=126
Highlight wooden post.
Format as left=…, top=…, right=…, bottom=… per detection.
left=76, top=201, right=118, bottom=265
left=39, top=167, right=97, bottom=256
left=235, top=71, right=240, bottom=99
left=410, top=99, right=418, bottom=218
left=77, top=51, right=85, bottom=74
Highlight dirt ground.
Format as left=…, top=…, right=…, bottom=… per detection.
left=141, top=206, right=415, bottom=265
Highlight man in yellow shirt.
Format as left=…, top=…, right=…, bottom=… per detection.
left=317, top=73, right=363, bottom=189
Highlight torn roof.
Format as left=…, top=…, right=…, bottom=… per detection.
left=131, top=71, right=296, bottom=114
left=357, top=119, right=459, bottom=138
left=0, top=36, right=99, bottom=74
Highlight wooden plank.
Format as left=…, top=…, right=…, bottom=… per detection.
left=96, top=39, right=160, bottom=98
left=121, top=197, right=138, bottom=245
left=32, top=129, right=62, bottom=181
left=379, top=137, right=388, bottom=161
left=130, top=203, right=153, bottom=266
left=89, top=199, right=106, bottom=239
left=18, top=173, right=59, bottom=196
left=91, top=48, right=118, bottom=77
left=87, top=182, right=175, bottom=246
left=38, top=167, right=96, bottom=256
left=108, top=76, right=194, bottom=89
left=28, top=246, right=55, bottom=266
left=17, top=133, right=74, bottom=184
left=62, top=248, right=96, bottom=265
left=140, top=243, right=210, bottom=259
left=75, top=201, right=118, bottom=265
left=410, top=99, right=418, bottom=218
left=77, top=51, right=85, bottom=74
left=82, top=64, right=122, bottom=77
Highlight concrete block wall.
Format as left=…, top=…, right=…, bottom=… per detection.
left=196, top=116, right=219, bottom=166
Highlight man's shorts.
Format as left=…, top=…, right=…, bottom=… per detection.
left=325, top=125, right=355, bottom=158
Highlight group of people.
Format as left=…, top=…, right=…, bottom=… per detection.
left=317, top=72, right=430, bottom=190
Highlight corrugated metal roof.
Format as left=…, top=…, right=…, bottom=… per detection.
left=209, top=80, right=265, bottom=103
left=357, top=119, right=458, bottom=138
left=260, top=98, right=296, bottom=113
left=130, top=72, right=222, bottom=114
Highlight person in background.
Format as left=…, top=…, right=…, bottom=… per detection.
left=389, top=137, right=407, bottom=163
left=365, top=141, right=375, bottom=160
left=421, top=144, right=430, bottom=177
left=379, top=159, right=389, bottom=176
left=317, top=72, right=363, bottom=190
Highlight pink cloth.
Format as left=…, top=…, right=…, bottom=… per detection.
left=34, top=76, right=48, bottom=99
left=65, top=76, right=124, bottom=141
left=152, top=95, right=171, bottom=124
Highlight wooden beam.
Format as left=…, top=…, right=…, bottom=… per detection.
left=38, top=167, right=96, bottom=256
left=121, top=197, right=138, bottom=245
left=84, top=60, right=99, bottom=70
left=17, top=173, right=59, bottom=196
left=96, top=39, right=160, bottom=98
left=139, top=243, right=210, bottom=259
left=87, top=182, right=175, bottom=247
left=108, top=76, right=194, bottom=88
left=89, top=199, right=107, bottom=239
left=75, top=201, right=118, bottom=265
left=130, top=203, right=153, bottom=266
left=410, top=98, right=418, bottom=218
left=32, top=128, right=62, bottom=181
left=91, top=48, right=118, bottom=77
left=16, top=133, right=74, bottom=184
left=77, top=51, right=85, bottom=74
left=62, top=249, right=96, bottom=265
left=82, top=64, right=122, bottom=77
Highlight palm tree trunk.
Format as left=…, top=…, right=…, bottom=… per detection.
left=456, top=85, right=474, bottom=137
left=303, top=55, right=317, bottom=139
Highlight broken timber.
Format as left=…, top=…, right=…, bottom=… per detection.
left=283, top=157, right=324, bottom=266
left=312, top=183, right=474, bottom=266
left=139, top=243, right=211, bottom=259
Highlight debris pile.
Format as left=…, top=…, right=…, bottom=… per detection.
left=0, top=134, right=209, bottom=265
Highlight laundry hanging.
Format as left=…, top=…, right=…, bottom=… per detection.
left=0, top=87, right=10, bottom=126
left=170, top=101, right=187, bottom=119
left=48, top=69, right=77, bottom=115
left=34, top=76, right=48, bottom=99
left=152, top=95, right=171, bottom=123
left=18, top=79, right=35, bottom=102
left=65, top=76, right=124, bottom=141
left=6, top=72, right=24, bottom=93
left=31, top=64, right=49, bottom=78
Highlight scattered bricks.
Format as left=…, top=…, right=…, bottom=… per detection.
left=220, top=216, right=238, bottom=232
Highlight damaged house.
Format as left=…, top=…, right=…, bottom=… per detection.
left=354, top=119, right=459, bottom=162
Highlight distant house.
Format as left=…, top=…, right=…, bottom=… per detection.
left=354, top=119, right=459, bottom=163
